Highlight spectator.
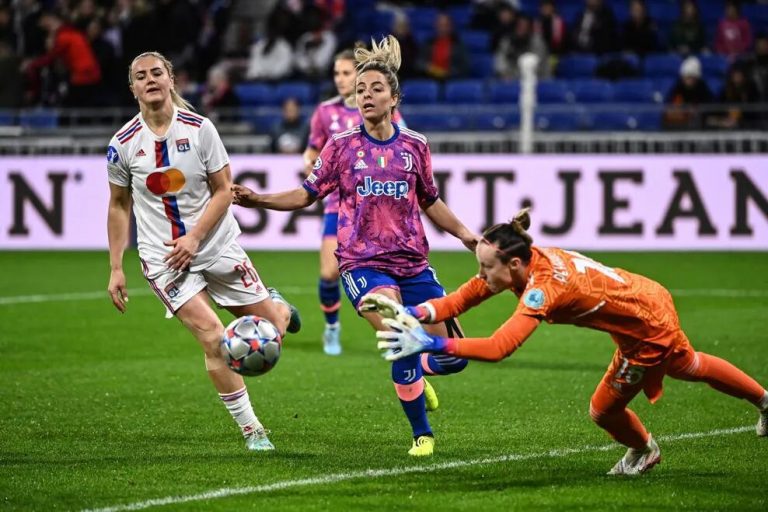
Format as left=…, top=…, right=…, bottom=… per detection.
left=294, top=7, right=337, bottom=79
left=714, top=0, right=753, bottom=59
left=490, top=5, right=517, bottom=52
left=24, top=9, right=101, bottom=107
left=471, top=0, right=520, bottom=32
left=622, top=0, right=658, bottom=56
left=0, top=5, right=15, bottom=50
left=419, top=12, right=469, bottom=80
left=245, top=25, right=294, bottom=81
left=202, top=66, right=239, bottom=122
left=71, top=0, right=100, bottom=33
left=0, top=40, right=23, bottom=108
left=270, top=97, right=307, bottom=154
left=494, top=14, right=549, bottom=80
left=155, top=0, right=200, bottom=71
left=536, top=0, right=566, bottom=55
left=710, top=63, right=760, bottom=129
left=571, top=0, right=616, bottom=55
left=17, top=0, right=47, bottom=58
left=669, top=0, right=706, bottom=56
left=750, top=34, right=768, bottom=101
left=663, top=56, right=714, bottom=130
left=392, top=15, right=419, bottom=79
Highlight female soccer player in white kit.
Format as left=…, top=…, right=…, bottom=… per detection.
left=106, top=52, right=300, bottom=451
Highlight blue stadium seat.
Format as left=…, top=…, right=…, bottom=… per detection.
left=405, top=7, right=438, bottom=32
left=557, top=55, right=598, bottom=78
left=473, top=111, right=520, bottom=130
left=535, top=110, right=588, bottom=131
left=537, top=81, right=571, bottom=103
left=647, top=1, right=679, bottom=24
left=0, top=111, right=15, bottom=126
left=652, top=78, right=675, bottom=102
left=469, top=52, right=494, bottom=78
left=699, top=54, right=729, bottom=78
left=243, top=111, right=281, bottom=134
left=273, top=82, right=314, bottom=105
left=19, top=109, right=58, bottom=129
left=643, top=54, right=683, bottom=78
left=706, top=77, right=723, bottom=97
left=631, top=110, right=662, bottom=131
left=569, top=79, right=614, bottom=103
left=558, top=4, right=582, bottom=26
left=234, top=83, right=274, bottom=106
left=488, top=81, right=520, bottom=104
left=448, top=5, right=472, bottom=29
left=461, top=31, right=491, bottom=53
left=405, top=112, right=464, bottom=132
left=742, top=4, right=768, bottom=26
left=614, top=79, right=658, bottom=103
left=698, top=3, right=723, bottom=27
left=591, top=111, right=634, bottom=131
left=401, top=80, right=440, bottom=104
left=445, top=80, right=486, bottom=104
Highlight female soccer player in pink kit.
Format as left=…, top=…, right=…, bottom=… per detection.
left=106, top=51, right=300, bottom=452
left=303, top=47, right=405, bottom=356
left=233, top=36, right=478, bottom=456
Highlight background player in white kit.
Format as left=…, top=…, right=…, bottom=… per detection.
left=106, top=51, right=300, bottom=451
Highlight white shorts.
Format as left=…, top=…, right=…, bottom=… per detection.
left=140, top=241, right=270, bottom=315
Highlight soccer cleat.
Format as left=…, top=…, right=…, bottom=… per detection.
left=244, top=426, right=275, bottom=451
left=757, top=408, right=768, bottom=437
left=408, top=435, right=435, bottom=457
left=322, top=322, right=342, bottom=356
left=423, top=378, right=439, bottom=412
left=268, top=287, right=302, bottom=334
left=607, top=435, right=661, bottom=476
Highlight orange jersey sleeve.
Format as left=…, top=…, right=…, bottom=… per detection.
left=425, top=276, right=495, bottom=323
left=444, top=314, right=540, bottom=361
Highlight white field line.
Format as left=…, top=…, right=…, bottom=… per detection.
left=2, top=287, right=767, bottom=306
left=82, top=425, right=753, bottom=512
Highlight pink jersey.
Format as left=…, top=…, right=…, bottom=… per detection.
left=307, top=95, right=404, bottom=215
left=303, top=123, right=438, bottom=277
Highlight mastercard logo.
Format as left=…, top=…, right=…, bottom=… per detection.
left=146, top=168, right=186, bottom=195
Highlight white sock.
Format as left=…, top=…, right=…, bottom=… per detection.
left=759, top=390, right=768, bottom=411
left=219, top=387, right=261, bottom=436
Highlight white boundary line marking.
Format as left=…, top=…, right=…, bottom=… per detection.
left=81, top=425, right=754, bottom=512
left=2, top=287, right=767, bottom=306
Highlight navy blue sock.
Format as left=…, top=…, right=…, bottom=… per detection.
left=422, top=318, right=469, bottom=375
left=392, top=354, right=431, bottom=438
left=318, top=278, right=340, bottom=324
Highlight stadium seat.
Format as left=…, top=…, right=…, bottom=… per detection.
left=556, top=55, right=598, bottom=78
left=405, top=112, right=464, bottom=132
left=448, top=5, right=472, bottom=29
left=706, top=77, right=723, bottom=97
left=19, top=109, right=58, bottom=129
left=613, top=79, right=658, bottom=103
left=0, top=111, right=15, bottom=126
left=647, top=1, right=679, bottom=24
left=473, top=111, right=520, bottom=130
left=742, top=4, right=768, bottom=26
left=469, top=52, right=494, bottom=78
left=273, top=82, right=314, bottom=105
left=401, top=80, right=440, bottom=104
left=488, top=81, right=521, bottom=104
left=699, top=54, right=729, bottom=78
left=234, top=83, right=274, bottom=106
left=569, top=79, right=614, bottom=103
left=591, top=111, right=634, bottom=131
left=535, top=110, right=588, bottom=131
left=242, top=110, right=281, bottom=134
left=631, top=110, right=663, bottom=131
left=405, top=7, right=438, bottom=32
left=643, top=54, right=683, bottom=78
left=461, top=30, right=491, bottom=53
left=651, top=78, right=675, bottom=102
left=537, top=81, right=571, bottom=103
left=445, top=80, right=486, bottom=104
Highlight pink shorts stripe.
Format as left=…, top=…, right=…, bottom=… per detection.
left=420, top=353, right=436, bottom=375
left=393, top=378, right=425, bottom=402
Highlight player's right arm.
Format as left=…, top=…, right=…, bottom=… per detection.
left=107, top=182, right=131, bottom=313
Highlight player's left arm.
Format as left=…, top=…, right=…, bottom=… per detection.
left=164, top=164, right=233, bottom=270
left=378, top=313, right=540, bottom=362
left=423, top=199, right=479, bottom=252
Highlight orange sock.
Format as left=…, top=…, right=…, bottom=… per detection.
left=672, top=352, right=765, bottom=405
left=590, top=384, right=649, bottom=450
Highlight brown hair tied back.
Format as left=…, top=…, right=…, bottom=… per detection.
left=482, top=208, right=534, bottom=263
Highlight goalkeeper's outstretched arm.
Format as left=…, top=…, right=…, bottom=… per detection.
left=423, top=276, right=497, bottom=323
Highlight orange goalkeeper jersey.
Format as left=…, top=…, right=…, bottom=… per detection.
left=430, top=247, right=684, bottom=363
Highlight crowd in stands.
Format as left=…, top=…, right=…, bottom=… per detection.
left=1, top=0, right=767, bottom=138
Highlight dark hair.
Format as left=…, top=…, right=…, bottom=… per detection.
left=481, top=208, right=533, bottom=264
left=354, top=35, right=402, bottom=111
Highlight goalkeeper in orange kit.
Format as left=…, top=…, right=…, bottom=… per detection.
left=363, top=208, right=768, bottom=475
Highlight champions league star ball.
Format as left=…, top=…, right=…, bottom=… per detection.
left=221, top=316, right=282, bottom=377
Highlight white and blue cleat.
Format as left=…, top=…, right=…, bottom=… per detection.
left=244, top=427, right=275, bottom=451
left=323, top=322, right=342, bottom=356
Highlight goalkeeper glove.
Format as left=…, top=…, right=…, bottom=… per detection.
left=376, top=318, right=446, bottom=361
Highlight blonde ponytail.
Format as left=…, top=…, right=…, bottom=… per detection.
left=353, top=35, right=403, bottom=111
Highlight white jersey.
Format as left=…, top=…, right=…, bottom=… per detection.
left=107, top=107, right=240, bottom=272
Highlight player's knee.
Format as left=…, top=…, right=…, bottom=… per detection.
left=589, top=399, right=609, bottom=426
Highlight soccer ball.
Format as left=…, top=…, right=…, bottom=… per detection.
left=221, top=315, right=282, bottom=377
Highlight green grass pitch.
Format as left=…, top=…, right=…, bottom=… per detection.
left=0, top=250, right=766, bottom=511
